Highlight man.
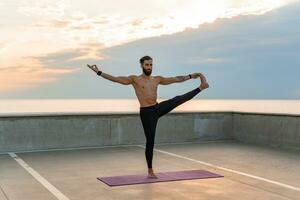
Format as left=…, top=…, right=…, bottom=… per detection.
left=87, top=55, right=209, bottom=178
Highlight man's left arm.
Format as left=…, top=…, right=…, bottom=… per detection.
left=157, top=74, right=192, bottom=85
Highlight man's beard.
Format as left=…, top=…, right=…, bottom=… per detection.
left=143, top=68, right=152, bottom=76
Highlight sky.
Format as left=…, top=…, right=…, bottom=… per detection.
left=0, top=0, right=299, bottom=99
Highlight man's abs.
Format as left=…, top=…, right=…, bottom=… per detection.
left=132, top=85, right=158, bottom=107
left=132, top=75, right=160, bottom=107
left=135, top=91, right=158, bottom=107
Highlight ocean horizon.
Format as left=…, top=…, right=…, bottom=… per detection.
left=1, top=99, right=299, bottom=116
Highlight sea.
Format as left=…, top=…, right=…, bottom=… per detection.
left=0, top=99, right=299, bottom=116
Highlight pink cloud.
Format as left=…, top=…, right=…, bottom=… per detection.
left=0, top=63, right=79, bottom=93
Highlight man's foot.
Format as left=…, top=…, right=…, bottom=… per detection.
left=199, top=74, right=209, bottom=90
left=198, top=74, right=209, bottom=91
left=199, top=82, right=209, bottom=90
left=148, top=168, right=158, bottom=179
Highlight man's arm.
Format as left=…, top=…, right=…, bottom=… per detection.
left=86, top=64, right=134, bottom=85
left=157, top=75, right=190, bottom=85
left=100, top=72, right=135, bottom=85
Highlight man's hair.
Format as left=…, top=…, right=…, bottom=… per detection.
left=139, top=55, right=152, bottom=65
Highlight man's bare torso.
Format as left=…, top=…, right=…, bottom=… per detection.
left=131, top=75, right=160, bottom=107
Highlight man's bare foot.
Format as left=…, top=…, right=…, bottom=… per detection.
left=198, top=74, right=209, bottom=91
left=199, top=81, right=209, bottom=90
left=148, top=168, right=158, bottom=179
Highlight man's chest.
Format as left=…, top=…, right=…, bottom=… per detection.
left=133, top=81, right=158, bottom=94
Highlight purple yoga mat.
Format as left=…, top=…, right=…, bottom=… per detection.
left=97, top=169, right=223, bottom=187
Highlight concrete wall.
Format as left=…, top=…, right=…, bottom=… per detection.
left=1, top=111, right=299, bottom=153
left=233, top=112, right=300, bottom=151
left=0, top=112, right=233, bottom=153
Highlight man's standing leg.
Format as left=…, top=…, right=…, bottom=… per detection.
left=139, top=108, right=159, bottom=178
left=158, top=87, right=201, bottom=118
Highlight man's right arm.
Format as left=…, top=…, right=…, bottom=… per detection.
left=87, top=64, right=134, bottom=85
left=99, top=72, right=134, bottom=85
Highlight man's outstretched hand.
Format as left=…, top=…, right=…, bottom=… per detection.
left=87, top=64, right=100, bottom=73
left=190, top=73, right=199, bottom=79
left=191, top=73, right=205, bottom=79
left=192, top=72, right=209, bottom=89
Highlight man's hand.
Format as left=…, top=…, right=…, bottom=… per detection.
left=191, top=73, right=203, bottom=79
left=87, top=64, right=100, bottom=74
left=192, top=72, right=208, bottom=85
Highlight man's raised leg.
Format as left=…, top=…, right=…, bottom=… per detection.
left=158, top=76, right=209, bottom=118
left=158, top=87, right=201, bottom=118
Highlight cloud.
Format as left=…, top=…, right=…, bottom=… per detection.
left=17, top=0, right=67, bottom=17
left=5, top=1, right=290, bottom=55
left=35, top=41, right=106, bottom=65
left=32, top=19, right=71, bottom=28
left=69, top=24, right=93, bottom=30
left=0, top=42, right=7, bottom=49
left=93, top=1, right=300, bottom=99
left=0, top=64, right=79, bottom=93
left=14, top=0, right=290, bottom=49
left=186, top=57, right=230, bottom=65
left=0, top=0, right=295, bottom=97
left=0, top=36, right=106, bottom=94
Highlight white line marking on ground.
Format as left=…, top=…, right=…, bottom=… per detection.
left=1, top=144, right=139, bottom=155
left=8, top=153, right=70, bottom=200
left=136, top=145, right=300, bottom=192
left=0, top=185, right=9, bottom=200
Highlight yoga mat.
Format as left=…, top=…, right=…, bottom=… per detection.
left=97, top=169, right=223, bottom=186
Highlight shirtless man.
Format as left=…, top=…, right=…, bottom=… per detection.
left=87, top=55, right=209, bottom=178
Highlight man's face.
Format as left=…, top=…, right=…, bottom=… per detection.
left=141, top=59, right=153, bottom=76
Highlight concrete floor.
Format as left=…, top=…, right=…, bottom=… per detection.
left=0, top=141, right=299, bottom=200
